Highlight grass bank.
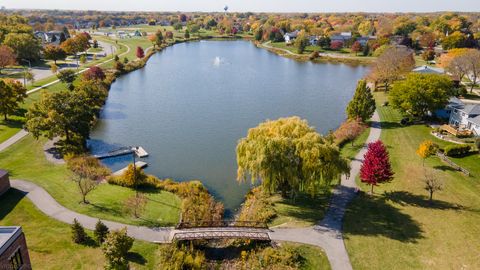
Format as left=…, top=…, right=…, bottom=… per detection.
left=343, top=92, right=480, bottom=270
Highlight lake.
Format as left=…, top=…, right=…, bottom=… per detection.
left=89, top=40, right=369, bottom=213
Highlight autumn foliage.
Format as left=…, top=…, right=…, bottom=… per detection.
left=82, top=66, right=106, bottom=81
left=416, top=140, right=439, bottom=163
left=136, top=46, right=145, bottom=59
left=360, top=140, right=394, bottom=193
left=333, top=118, right=367, bottom=146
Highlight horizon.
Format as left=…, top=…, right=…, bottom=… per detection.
left=2, top=0, right=479, bottom=13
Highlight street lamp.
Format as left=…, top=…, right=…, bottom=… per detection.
left=21, top=59, right=31, bottom=86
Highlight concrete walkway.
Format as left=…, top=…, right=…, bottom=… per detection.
left=10, top=179, right=173, bottom=243
left=0, top=130, right=28, bottom=152
left=261, top=41, right=362, bottom=60
left=8, top=112, right=381, bottom=270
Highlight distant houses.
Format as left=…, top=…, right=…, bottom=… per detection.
left=284, top=30, right=299, bottom=44
left=34, top=30, right=70, bottom=45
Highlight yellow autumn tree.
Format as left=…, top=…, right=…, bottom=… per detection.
left=416, top=140, right=439, bottom=166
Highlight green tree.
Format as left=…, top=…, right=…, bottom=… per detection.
left=71, top=218, right=87, bottom=244
left=43, top=45, right=67, bottom=64
left=236, top=117, right=349, bottom=197
left=184, top=29, right=190, bottom=39
left=3, top=33, right=41, bottom=61
left=346, top=80, right=376, bottom=122
left=441, top=31, right=466, bottom=50
left=389, top=73, right=454, bottom=118
left=57, top=69, right=77, bottom=90
left=294, top=31, right=309, bottom=54
left=0, top=79, right=27, bottom=120
left=155, top=30, right=163, bottom=46
left=25, top=90, right=95, bottom=149
left=94, top=220, right=109, bottom=245
left=102, top=228, right=134, bottom=270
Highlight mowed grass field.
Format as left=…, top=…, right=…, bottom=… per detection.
left=343, top=92, right=480, bottom=270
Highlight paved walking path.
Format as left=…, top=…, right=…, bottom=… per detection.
left=8, top=112, right=381, bottom=269
left=261, top=41, right=365, bottom=60
left=10, top=179, right=173, bottom=243
left=0, top=130, right=28, bottom=152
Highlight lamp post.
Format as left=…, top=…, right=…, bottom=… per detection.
left=21, top=59, right=31, bottom=86
left=132, top=146, right=139, bottom=197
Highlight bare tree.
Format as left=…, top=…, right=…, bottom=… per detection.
left=123, top=193, right=147, bottom=218
left=464, top=50, right=480, bottom=92
left=368, top=46, right=415, bottom=91
left=423, top=169, right=444, bottom=203
left=73, top=176, right=97, bottom=204
left=445, top=55, right=469, bottom=83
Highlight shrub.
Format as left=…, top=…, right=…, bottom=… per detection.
left=67, top=155, right=111, bottom=181
left=444, top=144, right=471, bottom=157
left=94, top=220, right=109, bottom=244
left=71, top=218, right=87, bottom=244
left=102, top=228, right=133, bottom=270
left=333, top=118, right=367, bottom=146
left=309, top=51, right=320, bottom=60
left=422, top=49, right=435, bottom=61
left=237, top=187, right=276, bottom=223
left=107, top=164, right=147, bottom=187
left=475, top=138, right=480, bottom=153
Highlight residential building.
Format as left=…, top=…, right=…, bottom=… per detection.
left=308, top=36, right=318, bottom=46
left=330, top=32, right=352, bottom=47
left=412, top=65, right=445, bottom=74
left=284, top=30, right=299, bottom=44
left=448, top=102, right=480, bottom=136
left=356, top=36, right=377, bottom=46
left=0, top=227, right=31, bottom=270
left=0, top=169, right=9, bottom=197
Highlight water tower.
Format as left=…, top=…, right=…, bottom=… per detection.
left=224, top=5, right=228, bottom=14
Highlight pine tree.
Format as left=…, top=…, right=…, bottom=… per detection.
left=360, top=140, right=394, bottom=194
left=346, top=80, right=376, bottom=122
left=94, top=220, right=109, bottom=244
left=71, top=218, right=87, bottom=244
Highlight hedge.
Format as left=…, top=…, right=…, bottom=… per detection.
left=444, top=144, right=471, bottom=157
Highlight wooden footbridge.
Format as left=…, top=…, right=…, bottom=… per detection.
left=170, top=220, right=272, bottom=242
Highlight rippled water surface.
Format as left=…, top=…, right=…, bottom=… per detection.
left=89, top=40, right=368, bottom=212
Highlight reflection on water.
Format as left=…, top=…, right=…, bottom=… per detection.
left=89, top=40, right=368, bottom=212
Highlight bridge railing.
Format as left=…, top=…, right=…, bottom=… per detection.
left=175, top=220, right=268, bottom=230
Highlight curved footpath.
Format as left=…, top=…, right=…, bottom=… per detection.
left=261, top=40, right=361, bottom=60
left=10, top=112, right=380, bottom=270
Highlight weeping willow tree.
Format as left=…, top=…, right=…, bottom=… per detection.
left=236, top=116, right=350, bottom=198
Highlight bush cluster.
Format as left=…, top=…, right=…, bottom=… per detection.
left=444, top=144, right=471, bottom=157
left=108, top=167, right=224, bottom=223
left=237, top=187, right=277, bottom=224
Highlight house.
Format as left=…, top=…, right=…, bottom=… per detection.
left=0, top=169, right=9, bottom=196
left=330, top=32, right=352, bottom=47
left=309, top=36, right=318, bottom=46
left=0, top=227, right=31, bottom=270
left=412, top=65, right=445, bottom=74
left=133, top=30, right=142, bottom=37
left=284, top=30, right=299, bottom=44
left=356, top=36, right=377, bottom=46
left=435, top=97, right=464, bottom=119
left=448, top=102, right=480, bottom=136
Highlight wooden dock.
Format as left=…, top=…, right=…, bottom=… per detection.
left=94, top=146, right=149, bottom=159
left=112, top=161, right=148, bottom=176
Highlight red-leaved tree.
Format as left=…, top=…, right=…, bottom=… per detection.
left=330, top=40, right=344, bottom=50
left=360, top=140, right=394, bottom=194
left=351, top=41, right=362, bottom=56
left=136, top=46, right=145, bottom=59
left=82, top=66, right=106, bottom=81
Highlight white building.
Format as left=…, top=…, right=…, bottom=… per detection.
left=449, top=102, right=480, bottom=136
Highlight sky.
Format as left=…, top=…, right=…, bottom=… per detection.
left=1, top=0, right=479, bottom=13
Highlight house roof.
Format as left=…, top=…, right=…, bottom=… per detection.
left=0, top=227, right=22, bottom=255
left=446, top=97, right=465, bottom=109
left=412, top=65, right=444, bottom=74
left=284, top=30, right=299, bottom=38
left=462, top=104, right=480, bottom=115
left=467, top=115, right=480, bottom=126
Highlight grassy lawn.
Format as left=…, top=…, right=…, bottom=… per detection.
left=343, top=92, right=480, bottom=270
left=0, top=135, right=181, bottom=227
left=0, top=188, right=159, bottom=269
left=286, top=243, right=331, bottom=270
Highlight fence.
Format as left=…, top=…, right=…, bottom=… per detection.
left=436, top=152, right=471, bottom=176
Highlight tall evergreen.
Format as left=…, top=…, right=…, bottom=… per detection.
left=346, top=80, right=376, bottom=122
